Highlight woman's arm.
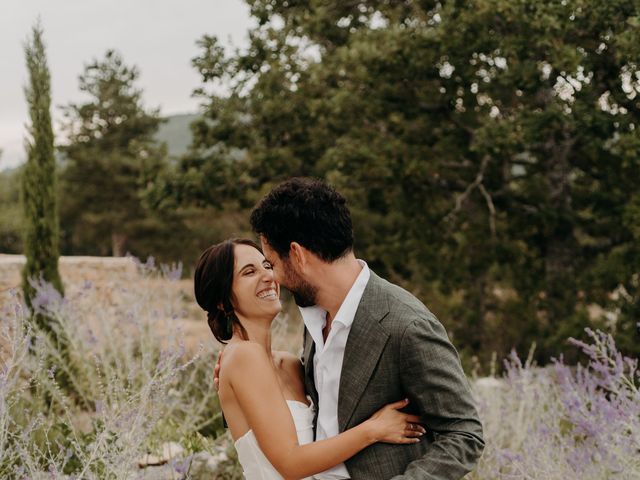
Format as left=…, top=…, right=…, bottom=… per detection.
left=226, top=342, right=422, bottom=480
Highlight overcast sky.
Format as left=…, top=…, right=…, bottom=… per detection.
left=0, top=0, right=254, bottom=170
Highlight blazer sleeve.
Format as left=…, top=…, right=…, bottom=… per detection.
left=391, top=316, right=484, bottom=479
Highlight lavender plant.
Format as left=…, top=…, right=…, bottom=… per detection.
left=3, top=257, right=638, bottom=479
left=0, top=259, right=222, bottom=479
left=470, top=329, right=640, bottom=480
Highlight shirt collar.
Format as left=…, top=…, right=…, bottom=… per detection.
left=299, top=260, right=370, bottom=336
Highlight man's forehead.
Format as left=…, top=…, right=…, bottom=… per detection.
left=259, top=237, right=273, bottom=253
left=260, top=238, right=285, bottom=261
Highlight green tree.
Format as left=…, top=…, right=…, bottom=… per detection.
left=60, top=50, right=168, bottom=257
left=0, top=166, right=23, bottom=253
left=21, top=23, right=64, bottom=310
left=171, top=0, right=640, bottom=363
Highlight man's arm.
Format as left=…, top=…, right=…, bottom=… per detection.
left=391, top=315, right=484, bottom=479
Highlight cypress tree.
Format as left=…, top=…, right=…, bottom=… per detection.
left=21, top=23, right=64, bottom=317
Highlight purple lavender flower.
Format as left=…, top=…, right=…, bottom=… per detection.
left=171, top=455, right=192, bottom=475
left=161, top=261, right=183, bottom=282
left=85, top=328, right=98, bottom=346
left=127, top=253, right=156, bottom=274
left=144, top=256, right=156, bottom=270
left=474, top=327, right=639, bottom=478
left=29, top=276, right=64, bottom=315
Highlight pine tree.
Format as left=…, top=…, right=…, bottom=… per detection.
left=60, top=50, right=167, bottom=257
left=21, top=23, right=64, bottom=314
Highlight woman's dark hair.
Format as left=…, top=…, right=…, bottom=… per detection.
left=193, top=238, right=259, bottom=343
left=249, top=177, right=354, bottom=262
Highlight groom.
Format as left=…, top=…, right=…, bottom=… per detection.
left=248, top=178, right=484, bottom=479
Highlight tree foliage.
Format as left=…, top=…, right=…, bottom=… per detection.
left=170, top=0, right=640, bottom=364
left=21, top=23, right=64, bottom=307
left=0, top=166, right=23, bottom=254
left=60, top=50, right=169, bottom=257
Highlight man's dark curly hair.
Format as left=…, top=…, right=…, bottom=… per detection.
left=249, top=178, right=354, bottom=262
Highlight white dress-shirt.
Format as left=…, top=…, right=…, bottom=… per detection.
left=299, top=260, right=370, bottom=480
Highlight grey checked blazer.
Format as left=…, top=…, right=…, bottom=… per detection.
left=302, top=271, right=484, bottom=479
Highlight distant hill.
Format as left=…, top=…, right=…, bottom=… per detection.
left=155, top=113, right=199, bottom=159
left=0, top=113, right=198, bottom=172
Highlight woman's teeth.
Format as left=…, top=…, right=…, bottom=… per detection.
left=257, top=289, right=277, bottom=299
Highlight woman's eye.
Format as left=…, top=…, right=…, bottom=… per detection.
left=244, top=269, right=255, bottom=275
left=264, top=263, right=273, bottom=270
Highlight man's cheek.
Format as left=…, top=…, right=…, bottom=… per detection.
left=274, top=269, right=285, bottom=284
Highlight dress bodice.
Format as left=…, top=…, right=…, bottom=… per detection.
left=234, top=398, right=316, bottom=480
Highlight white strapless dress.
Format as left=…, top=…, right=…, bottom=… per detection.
left=234, top=398, right=316, bottom=480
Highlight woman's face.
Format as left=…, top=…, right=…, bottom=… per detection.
left=231, top=243, right=281, bottom=320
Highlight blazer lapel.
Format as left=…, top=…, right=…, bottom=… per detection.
left=302, top=326, right=318, bottom=405
left=338, top=272, right=390, bottom=431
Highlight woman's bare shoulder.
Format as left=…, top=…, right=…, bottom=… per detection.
left=222, top=342, right=271, bottom=372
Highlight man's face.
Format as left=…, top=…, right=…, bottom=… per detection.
left=260, top=237, right=318, bottom=307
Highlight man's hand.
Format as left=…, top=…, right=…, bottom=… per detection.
left=213, top=350, right=228, bottom=428
left=213, top=350, right=222, bottom=392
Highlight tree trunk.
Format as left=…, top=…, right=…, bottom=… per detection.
left=543, top=134, right=577, bottom=323
left=111, top=232, right=127, bottom=257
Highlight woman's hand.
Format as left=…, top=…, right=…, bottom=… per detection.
left=365, top=398, right=426, bottom=444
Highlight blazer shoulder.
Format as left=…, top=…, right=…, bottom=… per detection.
left=370, top=272, right=438, bottom=330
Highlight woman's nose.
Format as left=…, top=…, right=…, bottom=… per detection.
left=260, top=266, right=275, bottom=281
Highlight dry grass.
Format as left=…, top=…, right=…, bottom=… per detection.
left=0, top=254, right=304, bottom=356
left=1, top=255, right=210, bottom=356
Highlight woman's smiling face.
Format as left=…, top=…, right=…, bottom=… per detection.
left=231, top=243, right=281, bottom=321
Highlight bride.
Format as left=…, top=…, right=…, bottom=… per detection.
left=194, top=238, right=425, bottom=480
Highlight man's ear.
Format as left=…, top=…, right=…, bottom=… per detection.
left=289, top=242, right=308, bottom=270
